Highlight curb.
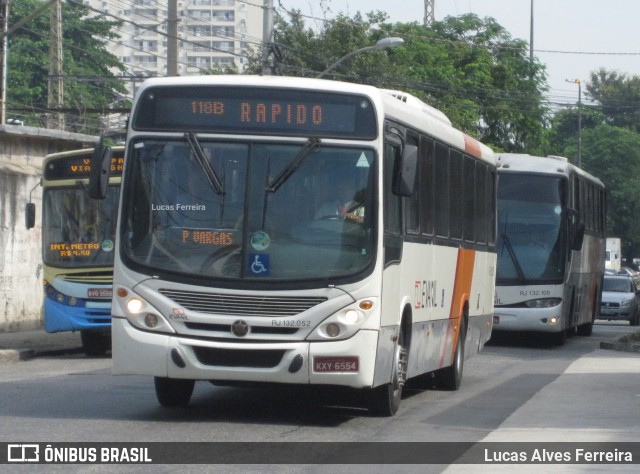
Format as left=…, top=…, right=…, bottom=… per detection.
left=0, top=346, right=85, bottom=364
left=0, top=348, right=36, bottom=363
left=600, top=340, right=640, bottom=353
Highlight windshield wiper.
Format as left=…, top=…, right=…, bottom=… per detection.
left=185, top=132, right=224, bottom=195
left=500, top=231, right=526, bottom=283
left=265, top=137, right=320, bottom=193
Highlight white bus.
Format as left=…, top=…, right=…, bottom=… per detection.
left=494, top=154, right=606, bottom=345
left=93, top=76, right=497, bottom=415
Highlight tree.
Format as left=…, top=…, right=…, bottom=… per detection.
left=547, top=105, right=605, bottom=155
left=572, top=124, right=640, bottom=258
left=586, top=68, right=640, bottom=133
left=395, top=15, right=549, bottom=152
left=250, top=10, right=550, bottom=153
left=6, top=0, right=127, bottom=133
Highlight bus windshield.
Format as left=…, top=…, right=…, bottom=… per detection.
left=497, top=174, right=566, bottom=283
left=43, top=185, right=120, bottom=267
left=122, top=138, right=377, bottom=283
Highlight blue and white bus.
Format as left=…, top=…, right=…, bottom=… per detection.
left=28, top=147, right=124, bottom=355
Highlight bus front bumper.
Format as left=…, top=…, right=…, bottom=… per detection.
left=111, top=317, right=380, bottom=388
left=44, top=299, right=111, bottom=333
left=492, top=306, right=563, bottom=333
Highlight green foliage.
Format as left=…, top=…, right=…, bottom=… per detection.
left=574, top=125, right=640, bottom=258
left=547, top=106, right=606, bottom=154
left=256, top=10, right=550, bottom=153
left=550, top=69, right=640, bottom=256
left=6, top=0, right=128, bottom=133
left=586, top=68, right=640, bottom=133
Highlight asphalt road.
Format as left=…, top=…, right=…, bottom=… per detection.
left=0, top=321, right=638, bottom=473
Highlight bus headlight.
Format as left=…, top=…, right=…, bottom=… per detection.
left=307, top=298, right=377, bottom=341
left=144, top=314, right=159, bottom=328
left=126, top=297, right=145, bottom=313
left=344, top=309, right=359, bottom=324
left=326, top=323, right=341, bottom=337
left=525, top=298, right=562, bottom=308
left=120, top=294, right=175, bottom=334
left=44, top=283, right=86, bottom=308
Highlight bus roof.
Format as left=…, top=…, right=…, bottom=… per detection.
left=43, top=145, right=125, bottom=162
left=132, top=75, right=495, bottom=166
left=496, top=153, right=603, bottom=187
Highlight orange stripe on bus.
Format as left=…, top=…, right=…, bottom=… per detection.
left=450, top=248, right=476, bottom=320
left=463, top=134, right=482, bottom=158
left=440, top=248, right=476, bottom=367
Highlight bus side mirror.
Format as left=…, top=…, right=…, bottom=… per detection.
left=89, top=145, right=113, bottom=199
left=393, top=144, right=418, bottom=197
left=567, top=208, right=585, bottom=251
left=572, top=222, right=585, bottom=251
left=25, top=202, right=35, bottom=229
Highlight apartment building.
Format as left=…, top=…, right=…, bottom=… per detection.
left=85, top=1, right=264, bottom=98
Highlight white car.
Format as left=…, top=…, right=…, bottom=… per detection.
left=600, top=275, right=640, bottom=326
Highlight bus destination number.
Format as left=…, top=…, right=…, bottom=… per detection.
left=191, top=101, right=325, bottom=127
left=67, top=157, right=123, bottom=176
left=313, top=356, right=359, bottom=373
left=181, top=230, right=234, bottom=246
left=49, top=242, right=100, bottom=258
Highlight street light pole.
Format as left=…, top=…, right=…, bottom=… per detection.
left=316, top=37, right=404, bottom=79
left=566, top=78, right=582, bottom=167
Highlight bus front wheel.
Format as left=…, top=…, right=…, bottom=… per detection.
left=154, top=377, right=195, bottom=407
left=367, top=330, right=407, bottom=416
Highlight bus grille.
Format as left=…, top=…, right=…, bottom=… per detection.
left=158, top=289, right=327, bottom=317
left=192, top=347, right=285, bottom=368
left=62, top=271, right=113, bottom=284
left=184, top=322, right=298, bottom=335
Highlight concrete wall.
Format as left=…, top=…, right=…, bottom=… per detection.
left=0, top=125, right=97, bottom=332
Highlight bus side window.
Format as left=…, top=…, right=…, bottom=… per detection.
left=421, top=136, right=435, bottom=237
left=434, top=143, right=449, bottom=239
left=384, top=142, right=402, bottom=264
left=405, top=134, right=420, bottom=235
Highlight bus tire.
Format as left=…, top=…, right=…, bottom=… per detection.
left=577, top=320, right=594, bottom=336
left=367, top=329, right=407, bottom=416
left=154, top=377, right=195, bottom=407
left=577, top=310, right=596, bottom=336
left=578, top=292, right=598, bottom=337
left=81, top=330, right=110, bottom=357
left=552, top=328, right=567, bottom=346
left=434, top=316, right=466, bottom=390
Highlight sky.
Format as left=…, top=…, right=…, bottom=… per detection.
left=279, top=0, right=640, bottom=107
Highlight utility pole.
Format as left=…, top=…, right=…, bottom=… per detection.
left=261, top=0, right=274, bottom=75
left=0, top=0, right=8, bottom=125
left=424, top=0, right=435, bottom=27
left=529, top=0, right=534, bottom=62
left=167, top=0, right=178, bottom=76
left=47, top=0, right=63, bottom=130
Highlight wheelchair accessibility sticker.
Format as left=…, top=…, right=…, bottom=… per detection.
left=249, top=254, right=270, bottom=276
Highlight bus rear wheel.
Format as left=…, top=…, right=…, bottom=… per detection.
left=367, top=330, right=407, bottom=416
left=434, top=317, right=466, bottom=390
left=154, top=377, right=195, bottom=407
